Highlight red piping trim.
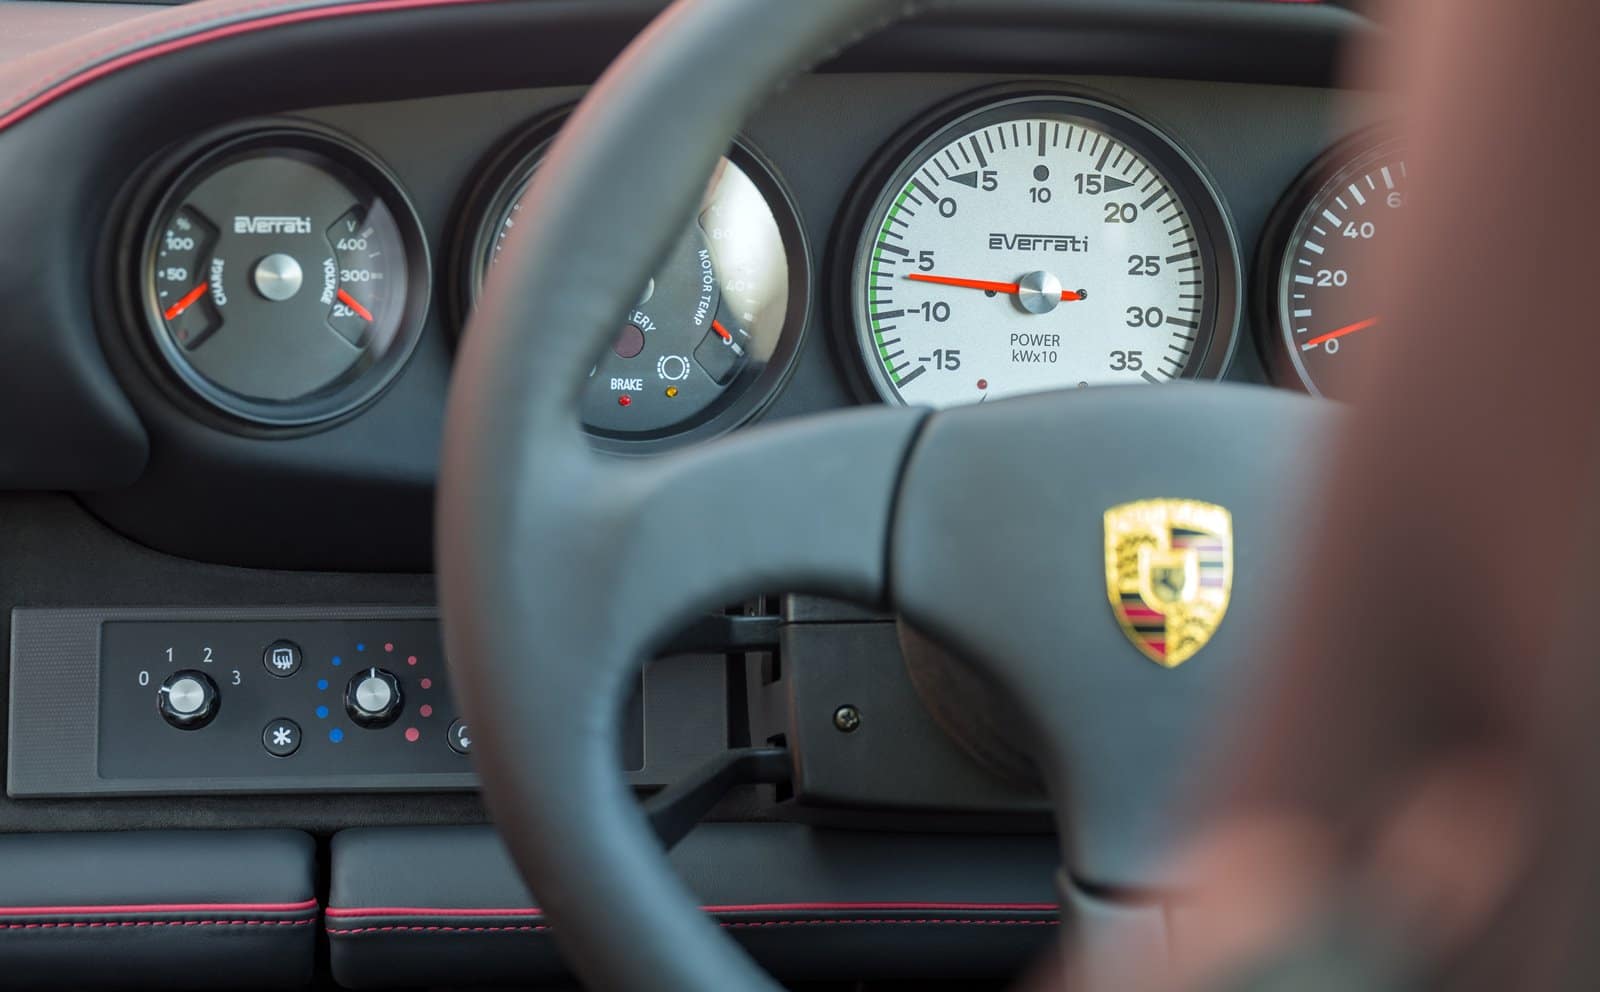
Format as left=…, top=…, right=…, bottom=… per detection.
left=4, top=919, right=315, bottom=931
left=701, top=901, right=1058, bottom=914
left=325, top=901, right=1057, bottom=919
left=0, top=0, right=1328, bottom=138
left=0, top=0, right=501, bottom=136
left=327, top=918, right=1061, bottom=936
left=326, top=905, right=542, bottom=919
left=0, top=898, right=319, bottom=918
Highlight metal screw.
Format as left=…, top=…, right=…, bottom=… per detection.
left=832, top=705, right=861, bottom=733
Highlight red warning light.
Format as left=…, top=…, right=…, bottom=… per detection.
left=618, top=395, right=633, bottom=408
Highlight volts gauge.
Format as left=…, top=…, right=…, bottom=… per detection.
left=136, top=125, right=430, bottom=427
left=845, top=89, right=1240, bottom=408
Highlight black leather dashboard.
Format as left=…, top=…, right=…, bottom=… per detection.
left=0, top=0, right=1372, bottom=570
left=0, top=829, right=317, bottom=989
left=328, top=823, right=1063, bottom=986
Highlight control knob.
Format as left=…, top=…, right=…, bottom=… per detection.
left=345, top=668, right=403, bottom=728
left=158, top=670, right=220, bottom=730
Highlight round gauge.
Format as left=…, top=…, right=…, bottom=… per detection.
left=1262, top=134, right=1404, bottom=398
left=845, top=89, right=1239, bottom=408
left=461, top=117, right=807, bottom=452
left=138, top=126, right=429, bottom=427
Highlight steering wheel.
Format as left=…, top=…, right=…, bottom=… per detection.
left=438, top=1, right=1335, bottom=988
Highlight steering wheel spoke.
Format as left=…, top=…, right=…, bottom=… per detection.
left=890, top=385, right=1329, bottom=891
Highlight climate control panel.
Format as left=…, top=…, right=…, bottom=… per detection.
left=7, top=606, right=645, bottom=797
left=98, top=618, right=474, bottom=784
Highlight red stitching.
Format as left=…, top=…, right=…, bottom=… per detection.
left=330, top=924, right=551, bottom=934
left=723, top=919, right=1060, bottom=929
left=327, top=918, right=1059, bottom=936
left=0, top=899, right=319, bottom=917
left=1, top=918, right=315, bottom=930
left=323, top=901, right=1060, bottom=919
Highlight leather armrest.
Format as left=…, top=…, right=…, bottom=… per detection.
left=0, top=830, right=317, bottom=990
left=328, top=822, right=1059, bottom=988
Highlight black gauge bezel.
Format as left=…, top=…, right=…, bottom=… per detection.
left=829, top=82, right=1242, bottom=407
left=1254, top=128, right=1401, bottom=397
left=452, top=108, right=810, bottom=456
left=126, top=122, right=431, bottom=430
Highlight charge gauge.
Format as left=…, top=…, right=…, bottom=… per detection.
left=135, top=124, right=431, bottom=427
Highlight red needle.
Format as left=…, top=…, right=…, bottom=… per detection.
left=337, top=288, right=374, bottom=323
left=1303, top=317, right=1379, bottom=348
left=163, top=282, right=209, bottom=321
left=711, top=318, right=732, bottom=342
left=906, top=272, right=1083, bottom=302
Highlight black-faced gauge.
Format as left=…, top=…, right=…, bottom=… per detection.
left=1260, top=133, right=1404, bottom=399
left=842, top=87, right=1240, bottom=408
left=139, top=125, right=430, bottom=427
left=458, top=114, right=808, bottom=453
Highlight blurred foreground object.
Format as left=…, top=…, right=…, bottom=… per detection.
left=1057, top=1, right=1600, bottom=989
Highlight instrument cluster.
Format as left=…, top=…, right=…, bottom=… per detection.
left=121, top=85, right=1395, bottom=446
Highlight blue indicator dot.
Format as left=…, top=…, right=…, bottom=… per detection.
left=315, top=705, right=329, bottom=720
left=331, top=655, right=342, bottom=667
left=329, top=728, right=344, bottom=743
left=356, top=643, right=366, bottom=652
left=316, top=678, right=328, bottom=691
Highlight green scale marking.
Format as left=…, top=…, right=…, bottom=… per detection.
left=869, top=184, right=916, bottom=386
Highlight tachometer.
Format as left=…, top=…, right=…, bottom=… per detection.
left=137, top=125, right=429, bottom=427
left=846, top=89, right=1239, bottom=408
left=1261, top=134, right=1404, bottom=399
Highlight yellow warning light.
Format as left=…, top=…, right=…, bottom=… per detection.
left=665, top=387, right=679, bottom=398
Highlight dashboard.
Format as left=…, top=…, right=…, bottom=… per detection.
left=0, top=3, right=1393, bottom=987
left=41, top=68, right=1382, bottom=571
left=0, top=1, right=1383, bottom=804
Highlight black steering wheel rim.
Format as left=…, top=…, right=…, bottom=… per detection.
left=437, top=2, right=1333, bottom=989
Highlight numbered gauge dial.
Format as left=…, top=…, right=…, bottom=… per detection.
left=1264, top=135, right=1404, bottom=398
left=462, top=121, right=807, bottom=452
left=139, top=127, right=429, bottom=427
left=849, top=91, right=1239, bottom=407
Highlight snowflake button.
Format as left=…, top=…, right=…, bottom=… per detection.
left=262, top=718, right=301, bottom=758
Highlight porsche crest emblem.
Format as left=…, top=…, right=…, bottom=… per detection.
left=1104, top=499, right=1233, bottom=668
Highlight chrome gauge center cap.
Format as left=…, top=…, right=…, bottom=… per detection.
left=1016, top=270, right=1065, bottom=315
left=253, top=252, right=304, bottom=302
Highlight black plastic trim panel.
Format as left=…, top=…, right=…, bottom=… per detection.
left=8, top=604, right=724, bottom=798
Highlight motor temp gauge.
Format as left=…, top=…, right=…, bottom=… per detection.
left=460, top=116, right=808, bottom=452
left=1262, top=134, right=1405, bottom=399
left=844, top=88, right=1240, bottom=408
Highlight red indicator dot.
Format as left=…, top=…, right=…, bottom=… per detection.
left=977, top=379, right=989, bottom=391
left=419, top=704, right=434, bottom=718
left=419, top=677, right=433, bottom=689
left=618, top=395, right=633, bottom=408
left=404, top=727, right=420, bottom=743
left=407, top=655, right=418, bottom=667
left=384, top=642, right=394, bottom=653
